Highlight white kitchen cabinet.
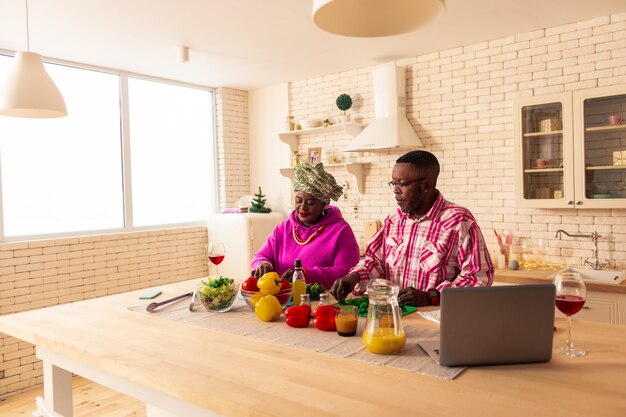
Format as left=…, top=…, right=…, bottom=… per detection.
left=514, top=85, right=626, bottom=208
left=555, top=290, right=626, bottom=325
left=277, top=123, right=368, bottom=193
left=572, top=85, right=626, bottom=208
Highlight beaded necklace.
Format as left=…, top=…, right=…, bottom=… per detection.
left=292, top=225, right=327, bottom=245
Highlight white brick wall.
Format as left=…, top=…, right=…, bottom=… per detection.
left=215, top=88, right=250, bottom=210
left=286, top=12, right=626, bottom=270
left=0, top=226, right=208, bottom=397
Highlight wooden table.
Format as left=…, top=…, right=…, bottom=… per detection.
left=0, top=279, right=624, bottom=417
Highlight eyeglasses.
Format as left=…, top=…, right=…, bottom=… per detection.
left=387, top=177, right=428, bottom=191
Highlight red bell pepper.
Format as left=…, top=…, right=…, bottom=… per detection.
left=312, top=305, right=340, bottom=331
left=285, top=305, right=311, bottom=328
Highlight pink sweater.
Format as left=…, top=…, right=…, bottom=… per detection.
left=250, top=205, right=360, bottom=288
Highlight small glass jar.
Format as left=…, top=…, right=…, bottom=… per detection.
left=318, top=292, right=331, bottom=306
left=299, top=293, right=311, bottom=307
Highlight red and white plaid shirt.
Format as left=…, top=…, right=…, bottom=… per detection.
left=352, top=192, right=494, bottom=291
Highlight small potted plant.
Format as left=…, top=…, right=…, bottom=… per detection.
left=336, top=93, right=353, bottom=123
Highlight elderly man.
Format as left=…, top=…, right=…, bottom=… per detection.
left=251, top=163, right=360, bottom=289
left=331, top=150, right=494, bottom=306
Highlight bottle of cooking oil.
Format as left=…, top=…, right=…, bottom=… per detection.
left=292, top=259, right=307, bottom=306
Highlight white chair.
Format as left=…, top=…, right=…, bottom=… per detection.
left=32, top=396, right=65, bottom=417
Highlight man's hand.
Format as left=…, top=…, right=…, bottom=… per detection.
left=398, top=286, right=431, bottom=307
left=252, top=262, right=273, bottom=278
left=330, top=272, right=360, bottom=302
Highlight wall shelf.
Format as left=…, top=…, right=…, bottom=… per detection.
left=277, top=123, right=362, bottom=152
left=280, top=162, right=368, bottom=194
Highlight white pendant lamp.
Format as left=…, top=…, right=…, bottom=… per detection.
left=0, top=0, right=67, bottom=118
left=312, top=0, right=446, bottom=38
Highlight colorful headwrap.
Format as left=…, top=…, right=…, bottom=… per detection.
left=293, top=163, right=343, bottom=204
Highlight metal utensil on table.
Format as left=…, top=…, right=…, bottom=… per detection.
left=189, top=290, right=196, bottom=311
left=146, top=291, right=193, bottom=313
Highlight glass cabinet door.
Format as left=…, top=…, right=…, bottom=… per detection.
left=514, top=93, right=574, bottom=208
left=574, top=86, right=626, bottom=208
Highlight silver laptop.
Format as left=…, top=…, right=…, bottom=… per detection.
left=419, top=284, right=555, bottom=366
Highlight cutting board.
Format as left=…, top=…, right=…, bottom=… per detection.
left=336, top=297, right=417, bottom=318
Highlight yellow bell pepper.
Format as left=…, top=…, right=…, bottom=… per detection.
left=254, top=294, right=282, bottom=322
left=248, top=292, right=264, bottom=308
left=257, top=272, right=281, bottom=295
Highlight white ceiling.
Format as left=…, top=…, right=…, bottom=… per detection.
left=1, top=0, right=625, bottom=90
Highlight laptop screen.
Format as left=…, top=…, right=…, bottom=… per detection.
left=435, top=284, right=555, bottom=366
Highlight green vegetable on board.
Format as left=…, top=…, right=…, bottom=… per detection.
left=339, top=297, right=370, bottom=315
left=337, top=296, right=414, bottom=317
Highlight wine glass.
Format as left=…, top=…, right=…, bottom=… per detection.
left=206, top=242, right=225, bottom=277
left=534, top=238, right=550, bottom=269
left=554, top=270, right=587, bottom=357
left=520, top=237, right=534, bottom=269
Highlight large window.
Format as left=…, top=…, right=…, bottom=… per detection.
left=0, top=54, right=216, bottom=239
left=128, top=78, right=215, bottom=227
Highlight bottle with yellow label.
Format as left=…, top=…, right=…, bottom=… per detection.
left=291, top=259, right=306, bottom=306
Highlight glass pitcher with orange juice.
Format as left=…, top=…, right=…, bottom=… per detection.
left=362, top=279, right=406, bottom=354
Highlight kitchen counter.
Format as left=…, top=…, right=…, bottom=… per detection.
left=494, top=268, right=626, bottom=294
left=0, top=279, right=624, bottom=417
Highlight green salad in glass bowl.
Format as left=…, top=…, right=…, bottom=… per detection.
left=198, top=277, right=239, bottom=312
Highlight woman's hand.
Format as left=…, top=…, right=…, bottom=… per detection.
left=252, top=262, right=273, bottom=278
left=329, top=272, right=360, bottom=302
left=397, top=287, right=430, bottom=307
left=280, top=268, right=295, bottom=282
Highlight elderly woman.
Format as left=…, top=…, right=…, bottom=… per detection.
left=250, top=163, right=360, bottom=288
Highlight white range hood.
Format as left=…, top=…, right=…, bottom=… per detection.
left=344, top=64, right=423, bottom=152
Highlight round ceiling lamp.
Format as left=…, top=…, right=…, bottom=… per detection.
left=0, top=0, right=67, bottom=118
left=312, top=0, right=446, bottom=37
left=0, top=52, right=67, bottom=118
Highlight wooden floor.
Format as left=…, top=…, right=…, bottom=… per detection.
left=0, top=377, right=145, bottom=417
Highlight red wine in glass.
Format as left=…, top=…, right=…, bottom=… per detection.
left=554, top=271, right=586, bottom=357
left=555, top=295, right=585, bottom=316
left=208, top=254, right=225, bottom=265
left=207, top=242, right=225, bottom=276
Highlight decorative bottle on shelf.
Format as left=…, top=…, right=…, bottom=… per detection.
left=286, top=116, right=295, bottom=131
left=292, top=259, right=306, bottom=306
left=291, top=151, right=301, bottom=167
